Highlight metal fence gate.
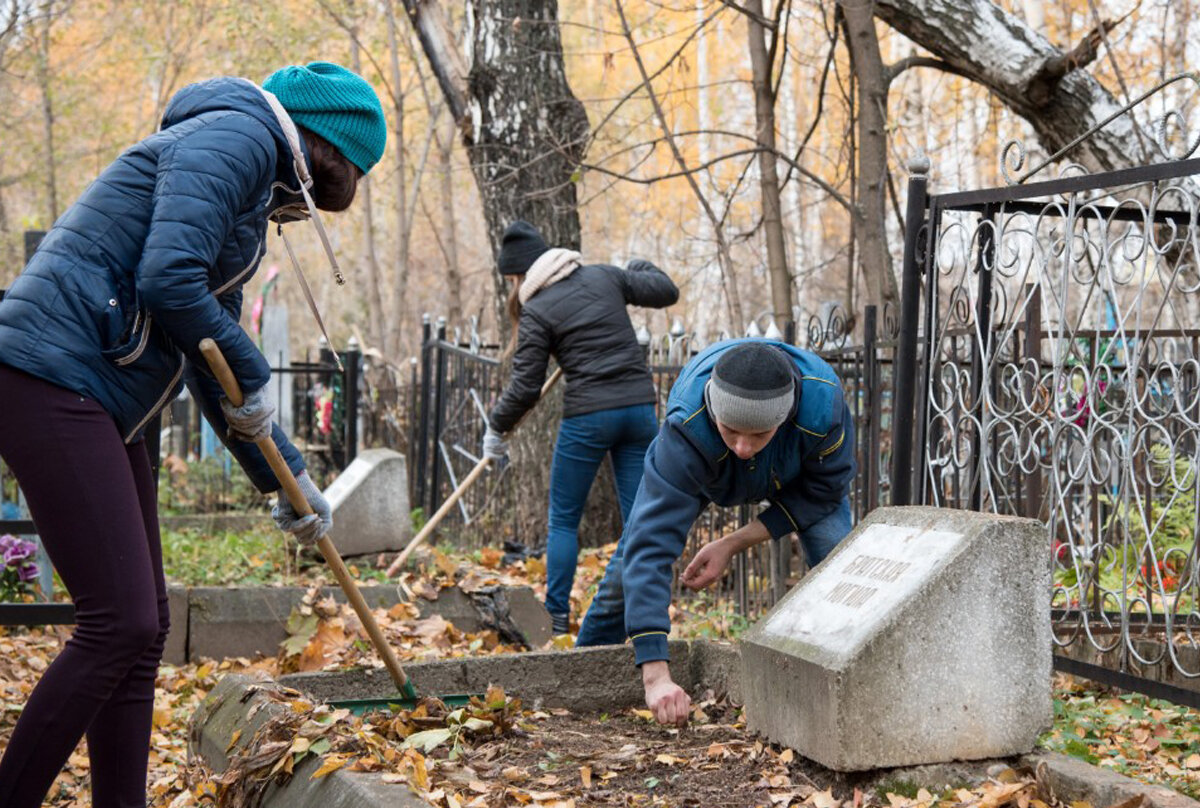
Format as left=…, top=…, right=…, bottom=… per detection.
left=891, top=130, right=1200, bottom=705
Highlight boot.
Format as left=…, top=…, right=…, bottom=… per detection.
left=550, top=612, right=570, bottom=635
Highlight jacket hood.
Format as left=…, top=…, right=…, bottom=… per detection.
left=161, top=77, right=308, bottom=187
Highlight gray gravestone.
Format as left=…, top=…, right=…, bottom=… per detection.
left=324, top=448, right=411, bottom=556
left=740, top=506, right=1051, bottom=771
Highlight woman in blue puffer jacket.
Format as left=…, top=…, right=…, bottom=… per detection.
left=0, top=62, right=386, bottom=807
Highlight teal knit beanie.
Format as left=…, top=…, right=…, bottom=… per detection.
left=263, top=61, right=387, bottom=174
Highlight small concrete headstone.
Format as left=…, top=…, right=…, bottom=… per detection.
left=740, top=505, right=1051, bottom=771
left=324, top=448, right=411, bottom=555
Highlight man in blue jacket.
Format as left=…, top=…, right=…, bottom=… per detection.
left=576, top=339, right=855, bottom=725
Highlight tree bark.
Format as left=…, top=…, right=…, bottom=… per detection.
left=440, top=113, right=463, bottom=325
left=875, top=0, right=1148, bottom=177
left=464, top=1, right=589, bottom=257
left=402, top=0, right=471, bottom=122
left=745, top=0, right=794, bottom=333
left=840, top=0, right=898, bottom=310
left=403, top=0, right=589, bottom=315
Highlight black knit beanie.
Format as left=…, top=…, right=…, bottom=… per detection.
left=498, top=221, right=551, bottom=276
left=704, top=342, right=795, bottom=431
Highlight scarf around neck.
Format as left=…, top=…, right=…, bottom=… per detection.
left=519, top=248, right=583, bottom=305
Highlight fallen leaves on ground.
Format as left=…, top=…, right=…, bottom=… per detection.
left=274, top=584, right=525, bottom=675
left=1041, top=673, right=1200, bottom=798
left=6, top=583, right=1200, bottom=806
left=0, top=626, right=274, bottom=807
left=203, top=689, right=1161, bottom=808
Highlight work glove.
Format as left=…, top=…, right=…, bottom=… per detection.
left=273, top=471, right=332, bottom=546
left=482, top=425, right=510, bottom=466
left=219, top=387, right=275, bottom=443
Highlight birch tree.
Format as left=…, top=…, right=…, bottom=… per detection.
left=875, top=0, right=1150, bottom=178
left=403, top=0, right=589, bottom=307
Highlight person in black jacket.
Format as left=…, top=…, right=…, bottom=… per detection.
left=482, top=221, right=678, bottom=635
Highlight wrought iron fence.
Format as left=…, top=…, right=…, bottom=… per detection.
left=888, top=80, right=1200, bottom=704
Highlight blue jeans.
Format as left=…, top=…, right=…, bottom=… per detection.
left=575, top=496, right=853, bottom=647
left=544, top=403, right=658, bottom=618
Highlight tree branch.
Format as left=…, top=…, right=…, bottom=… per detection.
left=884, top=54, right=972, bottom=86
left=780, top=9, right=838, bottom=189
left=615, top=0, right=743, bottom=331
left=584, top=136, right=853, bottom=214
left=717, top=0, right=776, bottom=29
left=587, top=3, right=725, bottom=149
left=1027, top=15, right=1123, bottom=107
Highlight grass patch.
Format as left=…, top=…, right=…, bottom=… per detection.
left=1041, top=675, right=1200, bottom=798
left=161, top=526, right=299, bottom=587
left=874, top=779, right=921, bottom=800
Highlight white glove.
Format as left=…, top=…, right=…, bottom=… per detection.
left=482, top=426, right=509, bottom=464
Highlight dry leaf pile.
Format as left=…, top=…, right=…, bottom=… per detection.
left=275, top=584, right=525, bottom=675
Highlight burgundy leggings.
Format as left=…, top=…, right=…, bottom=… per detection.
left=0, top=364, right=168, bottom=808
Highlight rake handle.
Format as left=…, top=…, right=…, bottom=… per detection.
left=199, top=338, right=412, bottom=694
left=385, top=366, right=564, bottom=577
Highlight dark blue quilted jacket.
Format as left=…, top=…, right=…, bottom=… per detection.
left=0, top=77, right=306, bottom=492
left=621, top=339, right=856, bottom=665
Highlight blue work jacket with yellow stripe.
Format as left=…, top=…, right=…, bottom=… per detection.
left=622, top=338, right=855, bottom=665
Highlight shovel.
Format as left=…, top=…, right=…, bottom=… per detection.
left=385, top=366, right=563, bottom=576
left=199, top=338, right=471, bottom=714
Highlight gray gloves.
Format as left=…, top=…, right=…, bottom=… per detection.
left=482, top=425, right=509, bottom=464
left=220, top=387, right=275, bottom=443
left=273, top=471, right=332, bottom=546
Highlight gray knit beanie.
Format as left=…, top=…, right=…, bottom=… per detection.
left=704, top=342, right=794, bottom=431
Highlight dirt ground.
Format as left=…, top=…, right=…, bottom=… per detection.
left=408, top=697, right=906, bottom=808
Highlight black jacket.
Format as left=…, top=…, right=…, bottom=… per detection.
left=489, top=260, right=678, bottom=432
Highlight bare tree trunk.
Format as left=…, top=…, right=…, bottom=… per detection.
left=349, top=13, right=387, bottom=355
left=403, top=0, right=589, bottom=317
left=839, top=0, right=898, bottom=310
left=35, top=0, right=58, bottom=225
left=440, top=113, right=463, bottom=325
left=386, top=0, right=411, bottom=361
left=745, top=0, right=793, bottom=333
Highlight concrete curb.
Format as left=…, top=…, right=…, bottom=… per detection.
left=190, top=674, right=429, bottom=808
left=161, top=584, right=550, bottom=664
left=1021, top=752, right=1199, bottom=808
left=193, top=643, right=1200, bottom=808
left=280, top=641, right=693, bottom=711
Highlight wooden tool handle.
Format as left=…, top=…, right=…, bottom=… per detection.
left=199, top=338, right=411, bottom=692
left=385, top=366, right=564, bottom=577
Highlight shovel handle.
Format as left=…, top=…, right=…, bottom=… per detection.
left=199, top=338, right=412, bottom=694
left=385, top=366, right=563, bottom=577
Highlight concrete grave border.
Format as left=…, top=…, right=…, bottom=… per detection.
left=161, top=583, right=551, bottom=664
left=189, top=642, right=1199, bottom=808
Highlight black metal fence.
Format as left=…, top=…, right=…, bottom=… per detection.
left=405, top=307, right=898, bottom=620
left=156, top=343, right=363, bottom=513
left=885, top=127, right=1200, bottom=705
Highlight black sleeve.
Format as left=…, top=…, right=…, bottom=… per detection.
left=618, top=260, right=679, bottom=309
left=488, top=309, right=553, bottom=433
